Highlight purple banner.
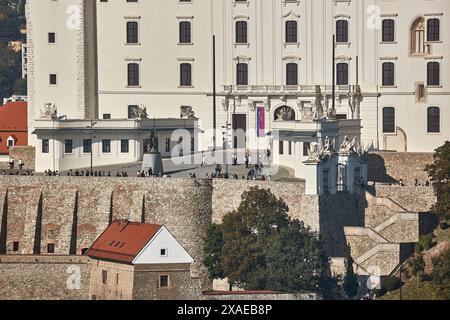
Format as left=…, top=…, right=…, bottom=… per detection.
left=256, top=104, right=265, bottom=138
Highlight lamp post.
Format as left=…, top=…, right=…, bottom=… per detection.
left=86, top=119, right=98, bottom=174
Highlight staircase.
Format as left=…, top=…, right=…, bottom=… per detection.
left=343, top=186, right=420, bottom=276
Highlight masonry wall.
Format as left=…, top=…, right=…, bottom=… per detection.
left=0, top=176, right=214, bottom=291
left=367, top=152, right=434, bottom=186
left=0, top=256, right=89, bottom=300
left=133, top=264, right=203, bottom=300
left=0, top=147, right=36, bottom=171
left=372, top=185, right=436, bottom=213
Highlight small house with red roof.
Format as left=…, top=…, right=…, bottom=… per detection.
left=0, top=101, right=28, bottom=160
left=87, top=220, right=199, bottom=300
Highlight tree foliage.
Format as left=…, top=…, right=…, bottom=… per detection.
left=343, top=246, right=359, bottom=299
left=204, top=187, right=340, bottom=298
left=431, top=249, right=450, bottom=299
left=0, top=0, right=25, bottom=102
left=426, top=141, right=450, bottom=222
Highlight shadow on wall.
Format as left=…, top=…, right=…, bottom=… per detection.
left=367, top=154, right=398, bottom=184
left=318, top=191, right=367, bottom=258
left=419, top=212, right=439, bottom=236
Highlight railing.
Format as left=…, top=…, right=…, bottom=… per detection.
left=222, top=84, right=358, bottom=94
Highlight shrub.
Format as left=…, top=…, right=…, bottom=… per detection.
left=440, top=221, right=449, bottom=231
left=416, top=234, right=434, bottom=252
left=382, top=276, right=403, bottom=292
left=409, top=254, right=425, bottom=276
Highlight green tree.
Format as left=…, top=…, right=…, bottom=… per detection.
left=409, top=254, right=425, bottom=277
left=12, top=77, right=26, bottom=95
left=343, top=246, right=359, bottom=299
left=0, top=0, right=25, bottom=102
left=204, top=187, right=339, bottom=298
left=426, top=141, right=450, bottom=222
left=431, top=249, right=450, bottom=299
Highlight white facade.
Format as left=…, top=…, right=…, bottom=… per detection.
left=27, top=0, right=449, bottom=171
left=133, top=226, right=194, bottom=265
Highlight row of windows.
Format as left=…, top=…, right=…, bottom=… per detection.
left=382, top=18, right=440, bottom=43
left=382, top=107, right=441, bottom=134
left=41, top=139, right=130, bottom=154
left=124, top=17, right=440, bottom=47
left=125, top=60, right=441, bottom=87
left=382, top=62, right=441, bottom=87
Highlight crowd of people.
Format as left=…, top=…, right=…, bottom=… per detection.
left=396, top=179, right=433, bottom=187
left=2, top=169, right=34, bottom=176
left=196, top=163, right=272, bottom=181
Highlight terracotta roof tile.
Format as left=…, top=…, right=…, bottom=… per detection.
left=0, top=102, right=28, bottom=155
left=87, top=220, right=162, bottom=264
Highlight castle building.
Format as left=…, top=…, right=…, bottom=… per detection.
left=26, top=0, right=449, bottom=172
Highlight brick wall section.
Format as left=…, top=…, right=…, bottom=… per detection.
left=0, top=255, right=89, bottom=300
left=373, top=185, right=436, bottom=213
left=367, top=152, right=434, bottom=186
left=0, top=176, right=214, bottom=290
left=41, top=189, right=77, bottom=255
left=133, top=264, right=203, bottom=300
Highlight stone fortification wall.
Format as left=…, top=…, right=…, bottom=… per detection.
left=367, top=152, right=434, bottom=186
left=0, top=255, right=89, bottom=300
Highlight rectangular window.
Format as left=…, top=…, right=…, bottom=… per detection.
left=383, top=107, right=395, bottom=133
left=279, top=141, right=284, bottom=155
left=180, top=63, right=192, bottom=86
left=285, top=21, right=298, bottom=43
left=427, top=19, right=440, bottom=42
left=102, top=140, right=111, bottom=153
left=13, top=241, right=19, bottom=252
left=159, top=275, right=169, bottom=288
left=83, top=139, right=92, bottom=154
left=102, top=270, right=108, bottom=285
left=303, top=142, right=310, bottom=157
left=286, top=63, right=298, bottom=86
left=126, top=21, right=138, bottom=44
left=42, top=139, right=49, bottom=154
left=165, top=138, right=171, bottom=153
left=64, top=140, right=73, bottom=154
left=382, top=62, right=395, bottom=86
left=337, top=63, right=348, bottom=85
left=179, top=21, right=191, bottom=44
left=121, top=139, right=129, bottom=153
left=48, top=32, right=56, bottom=43
left=236, top=63, right=248, bottom=85
left=382, top=19, right=395, bottom=42
left=47, top=243, right=55, bottom=254
left=49, top=74, right=57, bottom=85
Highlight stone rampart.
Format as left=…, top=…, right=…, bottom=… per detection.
left=0, top=255, right=89, bottom=300
left=367, top=152, right=434, bottom=186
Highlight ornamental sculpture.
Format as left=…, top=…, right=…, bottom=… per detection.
left=180, top=106, right=196, bottom=119
left=274, top=106, right=295, bottom=121
left=308, top=136, right=336, bottom=161
left=40, top=103, right=58, bottom=120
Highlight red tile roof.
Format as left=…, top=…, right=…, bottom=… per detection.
left=0, top=102, right=28, bottom=155
left=87, top=220, right=162, bottom=264
left=0, top=102, right=27, bottom=131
